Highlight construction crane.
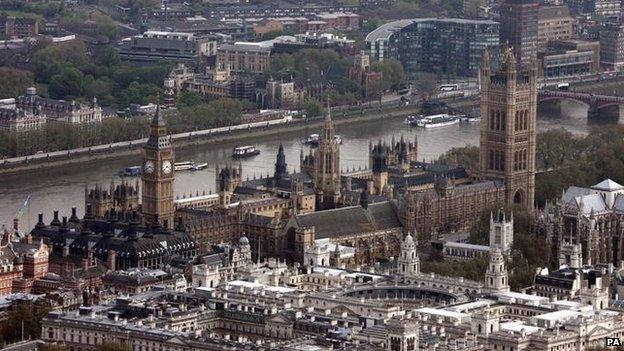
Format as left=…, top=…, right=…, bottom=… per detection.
left=12, top=194, right=31, bottom=238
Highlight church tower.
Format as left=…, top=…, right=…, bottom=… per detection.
left=479, top=48, right=537, bottom=209
left=314, top=102, right=341, bottom=209
left=141, top=104, right=175, bottom=228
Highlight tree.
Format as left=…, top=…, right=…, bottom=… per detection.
left=371, top=59, right=406, bottom=92
left=435, top=146, right=479, bottom=173
left=177, top=91, right=203, bottom=109
left=413, top=72, right=438, bottom=100
left=48, top=67, right=86, bottom=99
left=0, top=67, right=34, bottom=99
left=94, top=14, right=120, bottom=41
left=304, top=100, right=322, bottom=118
left=118, top=81, right=160, bottom=107
left=96, top=45, right=120, bottom=67
left=0, top=305, right=49, bottom=345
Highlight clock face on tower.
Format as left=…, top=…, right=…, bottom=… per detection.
left=144, top=160, right=154, bottom=174
left=163, top=160, right=172, bottom=174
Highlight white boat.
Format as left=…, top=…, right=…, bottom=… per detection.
left=416, top=114, right=460, bottom=128
left=233, top=145, right=260, bottom=158
left=191, top=162, right=208, bottom=171
left=174, top=161, right=195, bottom=171
left=460, top=115, right=481, bottom=123
left=405, top=115, right=424, bottom=126
left=334, top=135, right=343, bottom=144
left=303, top=134, right=320, bottom=146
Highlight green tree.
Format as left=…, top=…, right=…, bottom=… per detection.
left=0, top=305, right=49, bottom=345
left=48, top=66, right=86, bottom=99
left=0, top=67, right=34, bottom=99
left=177, top=91, right=204, bottom=109
left=304, top=100, right=322, bottom=118
left=118, top=81, right=160, bottom=107
left=94, top=14, right=120, bottom=41
left=371, top=59, right=406, bottom=92
left=96, top=45, right=120, bottom=67
left=435, top=145, right=479, bottom=173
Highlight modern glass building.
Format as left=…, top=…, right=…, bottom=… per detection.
left=365, top=18, right=500, bottom=77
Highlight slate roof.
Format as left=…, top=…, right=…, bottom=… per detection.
left=613, top=194, right=624, bottom=212
left=592, top=179, right=624, bottom=191
left=292, top=201, right=401, bottom=239
left=562, top=186, right=592, bottom=204
left=574, top=194, right=607, bottom=215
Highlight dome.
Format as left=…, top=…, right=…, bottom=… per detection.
left=239, top=236, right=249, bottom=246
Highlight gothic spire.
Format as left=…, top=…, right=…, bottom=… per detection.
left=152, top=95, right=166, bottom=128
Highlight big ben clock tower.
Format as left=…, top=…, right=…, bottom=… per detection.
left=141, top=103, right=175, bottom=228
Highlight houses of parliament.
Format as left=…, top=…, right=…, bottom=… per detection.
left=30, top=48, right=538, bottom=268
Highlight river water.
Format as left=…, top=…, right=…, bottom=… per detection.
left=0, top=101, right=597, bottom=229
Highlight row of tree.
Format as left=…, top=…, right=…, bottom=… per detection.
left=0, top=99, right=243, bottom=157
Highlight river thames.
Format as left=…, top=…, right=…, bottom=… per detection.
left=0, top=101, right=596, bottom=229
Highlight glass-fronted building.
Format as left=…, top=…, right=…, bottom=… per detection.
left=365, top=18, right=500, bottom=77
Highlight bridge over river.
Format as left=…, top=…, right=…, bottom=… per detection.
left=538, top=90, right=624, bottom=120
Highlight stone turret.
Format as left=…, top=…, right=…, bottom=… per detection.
left=484, top=247, right=509, bottom=293
left=397, top=233, right=419, bottom=276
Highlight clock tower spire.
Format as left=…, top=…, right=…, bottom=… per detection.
left=141, top=102, right=175, bottom=228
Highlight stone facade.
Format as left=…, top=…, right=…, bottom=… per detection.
left=479, top=48, right=537, bottom=209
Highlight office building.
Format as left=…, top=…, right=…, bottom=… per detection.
left=500, top=0, right=539, bottom=67
left=365, top=18, right=500, bottom=77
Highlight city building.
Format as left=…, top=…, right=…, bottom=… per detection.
left=538, top=47, right=596, bottom=77
left=15, top=87, right=102, bottom=124
left=538, top=6, right=573, bottom=46
left=0, top=15, right=39, bottom=38
left=30, top=108, right=198, bottom=271
left=0, top=107, right=46, bottom=132
left=548, top=39, right=601, bottom=73
left=593, top=0, right=621, bottom=17
left=442, top=209, right=514, bottom=261
left=365, top=18, right=500, bottom=77
left=271, top=33, right=356, bottom=55
left=600, top=23, right=624, bottom=70
left=538, top=179, right=624, bottom=267
left=313, top=12, right=359, bottom=31
left=347, top=53, right=383, bottom=97
left=206, top=3, right=359, bottom=20
left=119, top=31, right=218, bottom=66
left=500, top=0, right=539, bottom=67
left=216, top=42, right=272, bottom=74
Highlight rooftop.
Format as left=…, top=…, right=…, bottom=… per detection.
left=365, top=18, right=499, bottom=42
